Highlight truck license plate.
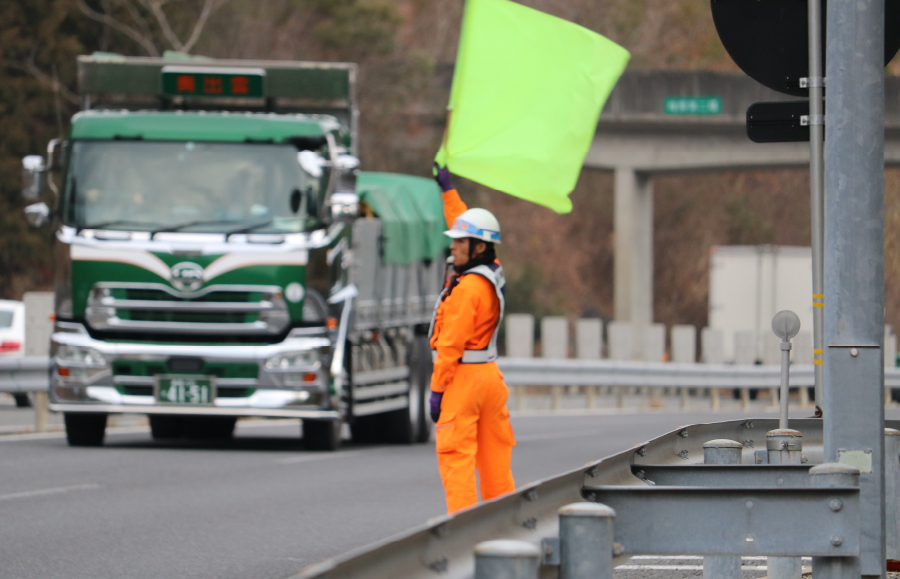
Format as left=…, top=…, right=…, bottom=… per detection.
left=156, top=376, right=215, bottom=404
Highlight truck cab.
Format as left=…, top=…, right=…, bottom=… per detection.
left=23, top=54, right=446, bottom=449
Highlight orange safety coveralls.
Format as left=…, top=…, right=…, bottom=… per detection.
left=430, top=188, right=516, bottom=514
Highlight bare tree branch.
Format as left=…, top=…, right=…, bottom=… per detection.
left=74, top=0, right=160, bottom=56
left=181, top=0, right=229, bottom=54
left=6, top=60, right=80, bottom=105
left=115, top=0, right=157, bottom=48
left=141, top=0, right=185, bottom=51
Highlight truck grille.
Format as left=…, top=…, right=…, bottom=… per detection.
left=85, top=283, right=290, bottom=337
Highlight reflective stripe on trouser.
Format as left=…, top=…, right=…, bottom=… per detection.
left=432, top=349, right=496, bottom=363
left=434, top=362, right=516, bottom=514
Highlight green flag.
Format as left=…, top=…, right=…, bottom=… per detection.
left=436, top=0, right=630, bottom=214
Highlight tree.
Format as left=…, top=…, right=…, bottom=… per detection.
left=74, top=0, right=230, bottom=56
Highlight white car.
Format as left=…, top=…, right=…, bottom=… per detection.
left=0, top=300, right=28, bottom=407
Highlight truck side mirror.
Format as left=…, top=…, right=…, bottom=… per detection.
left=21, top=155, right=45, bottom=200
left=24, top=202, right=50, bottom=227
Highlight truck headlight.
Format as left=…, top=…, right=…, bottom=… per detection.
left=265, top=350, right=319, bottom=371
left=55, top=344, right=107, bottom=367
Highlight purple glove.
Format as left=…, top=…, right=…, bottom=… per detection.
left=430, top=390, right=443, bottom=423
left=433, top=163, right=454, bottom=192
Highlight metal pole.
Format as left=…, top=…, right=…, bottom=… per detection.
left=780, top=343, right=792, bottom=429
left=474, top=540, right=540, bottom=579
left=703, top=439, right=742, bottom=579
left=808, top=0, right=825, bottom=413
left=823, top=0, right=886, bottom=577
left=558, top=502, right=616, bottom=579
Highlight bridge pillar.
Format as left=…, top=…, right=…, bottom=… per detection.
left=614, top=167, right=654, bottom=358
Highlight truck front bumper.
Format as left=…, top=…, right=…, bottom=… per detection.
left=48, top=325, right=341, bottom=420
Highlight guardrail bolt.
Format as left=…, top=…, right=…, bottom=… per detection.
left=558, top=502, right=616, bottom=579
left=474, top=540, right=540, bottom=579
left=703, top=439, right=742, bottom=579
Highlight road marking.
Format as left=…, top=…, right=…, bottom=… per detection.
left=0, top=483, right=99, bottom=502
left=618, top=565, right=771, bottom=571
left=515, top=429, right=600, bottom=442
left=278, top=450, right=368, bottom=465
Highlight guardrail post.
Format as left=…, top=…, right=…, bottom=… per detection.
left=474, top=540, right=540, bottom=579
left=810, top=463, right=861, bottom=579
left=886, top=428, right=900, bottom=561
left=703, top=439, right=742, bottom=579
left=766, top=428, right=803, bottom=579
left=558, top=502, right=615, bottom=579
left=33, top=392, right=48, bottom=433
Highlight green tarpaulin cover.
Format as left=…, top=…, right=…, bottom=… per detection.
left=356, top=172, right=449, bottom=266
left=435, top=0, right=630, bottom=214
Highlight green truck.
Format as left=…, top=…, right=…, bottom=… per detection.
left=21, top=53, right=446, bottom=450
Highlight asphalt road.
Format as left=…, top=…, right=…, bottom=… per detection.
left=0, top=407, right=867, bottom=579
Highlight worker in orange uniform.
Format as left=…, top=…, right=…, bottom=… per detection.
left=428, top=164, right=516, bottom=514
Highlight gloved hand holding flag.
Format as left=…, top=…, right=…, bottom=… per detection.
left=435, top=0, right=630, bottom=214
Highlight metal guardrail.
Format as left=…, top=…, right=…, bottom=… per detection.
left=5, top=356, right=900, bottom=396
left=0, top=356, right=51, bottom=393
left=294, top=418, right=900, bottom=579
left=497, top=358, right=900, bottom=388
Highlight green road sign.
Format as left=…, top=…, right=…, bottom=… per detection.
left=664, top=96, right=722, bottom=115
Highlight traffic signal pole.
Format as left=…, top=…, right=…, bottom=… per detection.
left=819, top=1, right=887, bottom=578
left=808, top=0, right=825, bottom=413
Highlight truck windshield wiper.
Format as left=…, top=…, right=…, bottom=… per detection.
left=79, top=219, right=164, bottom=232
left=149, top=219, right=245, bottom=239
left=224, top=219, right=275, bottom=240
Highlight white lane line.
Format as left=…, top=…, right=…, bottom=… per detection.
left=514, top=429, right=600, bottom=442
left=618, top=565, right=771, bottom=571
left=0, top=417, right=304, bottom=443
left=629, top=556, right=812, bottom=562
left=278, top=450, right=368, bottom=465
left=0, top=483, right=99, bottom=502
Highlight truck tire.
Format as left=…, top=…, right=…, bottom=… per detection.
left=64, top=413, right=107, bottom=447
left=149, top=415, right=183, bottom=440
left=182, top=417, right=237, bottom=440
left=414, top=335, right=433, bottom=443
left=13, top=393, right=31, bottom=408
left=303, top=419, right=342, bottom=451
left=381, top=336, right=429, bottom=445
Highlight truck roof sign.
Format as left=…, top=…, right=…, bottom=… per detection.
left=161, top=65, right=265, bottom=98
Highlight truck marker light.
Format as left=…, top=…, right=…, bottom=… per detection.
left=304, top=372, right=317, bottom=383
left=0, top=341, right=21, bottom=353
left=58, top=366, right=70, bottom=377
left=326, top=318, right=338, bottom=330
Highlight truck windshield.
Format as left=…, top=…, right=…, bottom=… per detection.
left=63, top=141, right=319, bottom=233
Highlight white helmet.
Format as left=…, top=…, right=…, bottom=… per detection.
left=444, top=208, right=501, bottom=244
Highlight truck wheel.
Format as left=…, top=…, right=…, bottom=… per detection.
left=183, top=417, right=237, bottom=440
left=64, top=413, right=107, bottom=447
left=303, top=419, right=342, bottom=451
left=414, top=335, right=433, bottom=443
left=149, top=415, right=183, bottom=440
left=378, top=335, right=432, bottom=445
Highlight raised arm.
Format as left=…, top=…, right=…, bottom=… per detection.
left=434, top=164, right=468, bottom=227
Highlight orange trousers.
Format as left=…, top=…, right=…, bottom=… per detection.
left=434, top=363, right=516, bottom=514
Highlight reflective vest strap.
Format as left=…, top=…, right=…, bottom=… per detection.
left=429, top=263, right=506, bottom=365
